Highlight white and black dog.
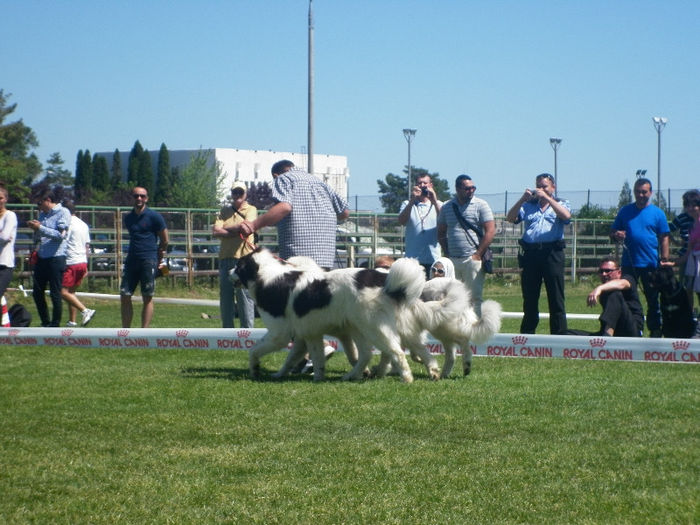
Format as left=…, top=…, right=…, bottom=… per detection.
left=232, top=247, right=426, bottom=382
left=265, top=255, right=502, bottom=380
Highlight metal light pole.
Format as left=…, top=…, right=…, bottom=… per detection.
left=652, top=117, right=667, bottom=200
left=403, top=128, right=416, bottom=201
left=549, top=138, right=562, bottom=195
left=306, top=0, right=314, bottom=177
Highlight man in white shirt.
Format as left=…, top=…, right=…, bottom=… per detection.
left=61, top=202, right=95, bottom=326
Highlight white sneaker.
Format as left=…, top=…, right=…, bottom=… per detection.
left=65, top=321, right=78, bottom=327
left=81, top=309, right=96, bottom=326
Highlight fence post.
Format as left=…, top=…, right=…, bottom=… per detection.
left=570, top=219, right=577, bottom=284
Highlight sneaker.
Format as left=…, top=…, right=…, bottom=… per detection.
left=81, top=309, right=96, bottom=326
left=65, top=321, right=78, bottom=327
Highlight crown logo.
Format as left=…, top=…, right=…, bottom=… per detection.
left=237, top=329, right=251, bottom=338
left=512, top=335, right=528, bottom=345
left=62, top=329, right=73, bottom=337
left=672, top=340, right=690, bottom=351
left=117, top=329, right=130, bottom=337
left=8, top=329, right=19, bottom=336
left=176, top=329, right=189, bottom=338
left=589, top=338, right=606, bottom=348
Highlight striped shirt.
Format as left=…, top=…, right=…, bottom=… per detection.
left=669, top=212, right=694, bottom=257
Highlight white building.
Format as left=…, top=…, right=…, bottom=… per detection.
left=97, top=148, right=350, bottom=200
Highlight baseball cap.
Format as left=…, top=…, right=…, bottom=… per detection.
left=231, top=181, right=247, bottom=192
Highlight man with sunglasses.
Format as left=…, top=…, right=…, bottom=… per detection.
left=120, top=187, right=169, bottom=328
left=506, top=173, right=571, bottom=334
left=437, top=174, right=495, bottom=315
left=212, top=181, right=257, bottom=328
left=577, top=256, right=644, bottom=337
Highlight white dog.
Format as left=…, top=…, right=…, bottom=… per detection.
left=231, top=247, right=426, bottom=383
left=376, top=277, right=502, bottom=378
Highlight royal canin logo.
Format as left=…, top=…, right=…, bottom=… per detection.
left=237, top=329, right=251, bottom=338
left=176, top=329, right=189, bottom=337
left=8, top=329, right=19, bottom=336
left=62, top=329, right=74, bottom=337
left=672, top=340, right=690, bottom=351
left=512, top=335, right=528, bottom=345
left=589, top=338, right=606, bottom=348
left=117, top=329, right=130, bottom=337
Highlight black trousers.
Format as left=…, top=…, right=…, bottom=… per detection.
left=599, top=290, right=643, bottom=337
left=621, top=266, right=661, bottom=333
left=32, top=255, right=66, bottom=327
left=520, top=247, right=567, bottom=334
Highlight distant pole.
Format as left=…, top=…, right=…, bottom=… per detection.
left=307, top=0, right=314, bottom=176
left=403, top=129, right=417, bottom=201
left=652, top=117, right=667, bottom=203
left=549, top=138, right=562, bottom=196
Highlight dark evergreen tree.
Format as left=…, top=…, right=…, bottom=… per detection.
left=618, top=180, right=632, bottom=209
left=138, top=148, right=154, bottom=195
left=127, top=140, right=143, bottom=185
left=154, top=143, right=172, bottom=205
left=111, top=149, right=123, bottom=189
left=0, top=89, right=42, bottom=202
left=74, top=150, right=84, bottom=189
left=246, top=181, right=274, bottom=210
left=92, top=153, right=110, bottom=191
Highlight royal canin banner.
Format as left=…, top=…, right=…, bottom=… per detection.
left=1, top=327, right=698, bottom=364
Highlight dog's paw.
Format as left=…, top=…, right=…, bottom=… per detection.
left=463, top=363, right=472, bottom=376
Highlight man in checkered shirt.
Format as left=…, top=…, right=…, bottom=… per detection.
left=240, top=160, right=349, bottom=269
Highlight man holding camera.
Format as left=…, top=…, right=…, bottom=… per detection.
left=398, top=174, right=442, bottom=278
left=506, top=173, right=571, bottom=334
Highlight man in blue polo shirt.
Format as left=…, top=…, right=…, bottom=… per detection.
left=611, top=178, right=670, bottom=337
left=120, top=187, right=168, bottom=328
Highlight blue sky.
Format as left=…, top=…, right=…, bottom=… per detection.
left=3, top=0, right=699, bottom=203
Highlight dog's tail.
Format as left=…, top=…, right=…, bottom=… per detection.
left=469, top=299, right=502, bottom=344
left=384, top=257, right=426, bottom=305
left=416, top=277, right=471, bottom=326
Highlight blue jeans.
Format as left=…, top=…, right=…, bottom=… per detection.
left=219, top=258, right=255, bottom=328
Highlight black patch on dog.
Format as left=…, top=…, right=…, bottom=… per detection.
left=353, top=269, right=387, bottom=289
left=293, top=279, right=333, bottom=317
left=648, top=266, right=695, bottom=338
left=234, top=253, right=260, bottom=287
left=255, top=271, right=303, bottom=318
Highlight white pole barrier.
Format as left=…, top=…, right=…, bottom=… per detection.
left=1, top=326, right=698, bottom=364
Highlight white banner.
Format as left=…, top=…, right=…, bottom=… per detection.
left=1, top=327, right=698, bottom=364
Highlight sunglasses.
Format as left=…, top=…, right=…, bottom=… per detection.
left=431, top=267, right=445, bottom=275
left=132, top=194, right=147, bottom=199
left=459, top=186, right=476, bottom=191
left=598, top=267, right=617, bottom=274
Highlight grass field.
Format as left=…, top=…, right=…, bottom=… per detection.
left=1, top=279, right=698, bottom=523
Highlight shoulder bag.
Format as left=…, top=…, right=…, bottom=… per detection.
left=450, top=202, right=493, bottom=274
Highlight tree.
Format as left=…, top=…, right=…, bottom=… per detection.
left=246, top=181, right=274, bottom=210
left=138, top=148, right=154, bottom=195
left=377, top=167, right=448, bottom=213
left=617, top=180, right=632, bottom=209
left=154, top=143, right=172, bottom=206
left=43, top=152, right=73, bottom=187
left=0, top=89, right=42, bottom=202
left=92, top=153, right=110, bottom=191
left=127, top=140, right=143, bottom=185
left=170, top=150, right=224, bottom=208
left=74, top=149, right=93, bottom=202
left=110, top=149, right=123, bottom=190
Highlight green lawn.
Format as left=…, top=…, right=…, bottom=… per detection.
left=2, top=278, right=697, bottom=523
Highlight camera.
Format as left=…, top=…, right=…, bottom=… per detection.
left=421, top=187, right=429, bottom=197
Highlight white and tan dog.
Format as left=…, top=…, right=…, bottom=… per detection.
left=231, top=247, right=426, bottom=382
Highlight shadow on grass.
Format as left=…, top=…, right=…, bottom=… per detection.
left=179, top=366, right=329, bottom=382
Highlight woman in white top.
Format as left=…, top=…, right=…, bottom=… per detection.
left=0, top=184, right=18, bottom=298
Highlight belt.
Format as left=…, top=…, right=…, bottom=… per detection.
left=519, top=240, right=564, bottom=251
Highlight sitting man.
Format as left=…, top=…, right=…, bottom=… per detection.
left=576, top=256, right=645, bottom=337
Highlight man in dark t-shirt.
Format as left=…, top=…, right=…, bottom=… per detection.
left=585, top=256, right=644, bottom=337
left=120, top=187, right=168, bottom=328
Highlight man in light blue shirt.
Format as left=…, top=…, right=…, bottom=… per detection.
left=506, top=173, right=571, bottom=334
left=398, top=173, right=442, bottom=277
